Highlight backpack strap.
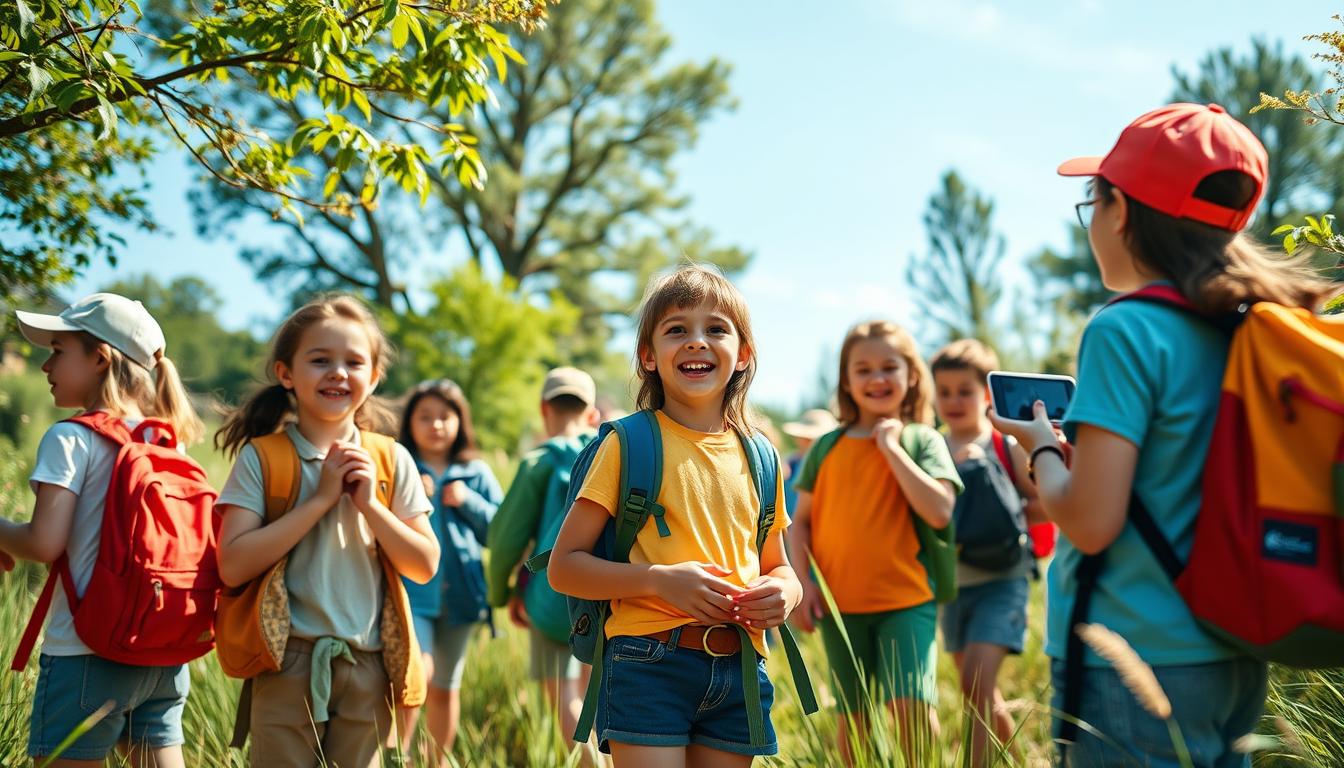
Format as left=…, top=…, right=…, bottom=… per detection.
left=572, top=410, right=668, bottom=745
left=740, top=428, right=819, bottom=724
left=253, top=432, right=302, bottom=525
left=611, top=410, right=669, bottom=556
left=1058, top=494, right=1183, bottom=749
left=11, top=413, right=136, bottom=673
left=360, top=431, right=397, bottom=510
left=991, top=430, right=1017, bottom=486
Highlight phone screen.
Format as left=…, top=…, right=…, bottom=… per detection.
left=990, top=375, right=1075, bottom=422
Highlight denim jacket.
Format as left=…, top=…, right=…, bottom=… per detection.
left=402, top=458, right=502, bottom=625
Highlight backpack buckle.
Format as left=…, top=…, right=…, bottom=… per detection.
left=701, top=624, right=733, bottom=657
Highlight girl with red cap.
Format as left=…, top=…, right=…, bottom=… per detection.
left=991, top=104, right=1335, bottom=766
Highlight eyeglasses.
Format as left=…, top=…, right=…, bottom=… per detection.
left=1075, top=200, right=1097, bottom=230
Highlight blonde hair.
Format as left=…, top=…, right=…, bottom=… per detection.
left=836, top=321, right=933, bottom=427
left=216, top=294, right=394, bottom=458
left=929, top=338, right=1000, bottom=382
left=76, top=335, right=204, bottom=445
left=634, top=264, right=760, bottom=436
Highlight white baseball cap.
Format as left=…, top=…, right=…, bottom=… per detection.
left=16, top=293, right=165, bottom=370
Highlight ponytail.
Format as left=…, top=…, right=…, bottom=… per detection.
left=153, top=354, right=204, bottom=446
left=81, top=334, right=203, bottom=445
left=215, top=384, right=295, bottom=459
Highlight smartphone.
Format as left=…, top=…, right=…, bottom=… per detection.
left=987, top=371, right=1076, bottom=425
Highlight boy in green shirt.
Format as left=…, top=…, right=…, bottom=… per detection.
left=486, top=367, right=598, bottom=754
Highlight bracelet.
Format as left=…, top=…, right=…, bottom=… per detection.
left=1028, top=445, right=1066, bottom=484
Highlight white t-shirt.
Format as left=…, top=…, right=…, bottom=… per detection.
left=28, top=420, right=128, bottom=656
left=216, top=423, right=432, bottom=650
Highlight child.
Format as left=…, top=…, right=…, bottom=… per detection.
left=547, top=264, right=802, bottom=767
left=991, top=103, right=1335, bottom=767
left=215, top=295, right=439, bottom=767
left=780, top=408, right=838, bottom=515
left=394, top=378, right=502, bottom=763
left=486, top=367, right=599, bottom=756
left=2, top=292, right=204, bottom=765
left=788, top=320, right=961, bottom=764
left=930, top=338, right=1040, bottom=767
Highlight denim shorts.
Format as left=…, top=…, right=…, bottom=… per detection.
left=412, top=614, right=478, bottom=690
left=939, top=576, right=1029, bottom=654
left=596, top=628, right=776, bottom=756
left=1050, top=656, right=1268, bottom=767
left=27, top=653, right=189, bottom=760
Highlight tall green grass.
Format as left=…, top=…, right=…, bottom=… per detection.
left=2, top=367, right=1343, bottom=765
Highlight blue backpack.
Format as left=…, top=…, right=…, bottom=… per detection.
left=523, top=436, right=591, bottom=644
left=527, top=410, right=818, bottom=746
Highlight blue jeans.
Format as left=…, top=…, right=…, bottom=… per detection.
left=1051, top=657, right=1267, bottom=767
left=28, top=654, right=189, bottom=760
left=596, top=629, right=777, bottom=756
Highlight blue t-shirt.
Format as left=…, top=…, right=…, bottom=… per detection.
left=1047, top=291, right=1242, bottom=667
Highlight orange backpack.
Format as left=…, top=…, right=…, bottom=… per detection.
left=1061, top=286, right=1344, bottom=745
left=215, top=430, right=425, bottom=744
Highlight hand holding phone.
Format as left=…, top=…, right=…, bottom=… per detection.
left=986, top=371, right=1076, bottom=426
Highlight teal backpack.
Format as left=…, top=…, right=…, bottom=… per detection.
left=806, top=425, right=959, bottom=604
left=528, top=410, right=818, bottom=746
left=523, top=436, right=591, bottom=645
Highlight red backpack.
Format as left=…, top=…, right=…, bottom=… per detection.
left=11, top=412, right=222, bottom=669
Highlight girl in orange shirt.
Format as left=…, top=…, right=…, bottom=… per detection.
left=788, top=321, right=961, bottom=764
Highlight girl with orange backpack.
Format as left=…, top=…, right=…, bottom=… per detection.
left=215, top=295, right=439, bottom=767
left=991, top=103, right=1338, bottom=767
left=3, top=293, right=208, bottom=766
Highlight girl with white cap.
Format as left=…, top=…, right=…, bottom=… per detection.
left=3, top=292, right=203, bottom=767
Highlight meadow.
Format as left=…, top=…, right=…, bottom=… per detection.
left=0, top=370, right=1340, bottom=767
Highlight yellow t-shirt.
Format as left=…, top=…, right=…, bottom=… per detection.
left=801, top=429, right=958, bottom=614
left=576, top=411, right=789, bottom=656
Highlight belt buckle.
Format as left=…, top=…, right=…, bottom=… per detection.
left=700, top=624, right=732, bottom=657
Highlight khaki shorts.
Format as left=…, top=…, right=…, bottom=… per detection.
left=249, top=637, right=393, bottom=768
left=529, top=628, right=580, bottom=681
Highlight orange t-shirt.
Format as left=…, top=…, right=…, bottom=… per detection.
left=797, top=425, right=959, bottom=614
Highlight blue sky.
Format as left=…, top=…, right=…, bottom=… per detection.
left=69, top=0, right=1341, bottom=409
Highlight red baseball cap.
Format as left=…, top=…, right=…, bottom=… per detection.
left=1058, top=103, right=1268, bottom=232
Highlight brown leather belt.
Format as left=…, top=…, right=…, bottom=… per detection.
left=647, top=624, right=742, bottom=657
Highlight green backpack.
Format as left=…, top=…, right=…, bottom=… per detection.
left=806, top=424, right=958, bottom=604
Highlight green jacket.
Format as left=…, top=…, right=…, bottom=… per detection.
left=485, top=433, right=592, bottom=607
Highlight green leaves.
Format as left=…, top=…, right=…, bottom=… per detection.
left=15, top=0, right=35, bottom=39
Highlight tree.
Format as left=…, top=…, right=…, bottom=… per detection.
left=1253, top=17, right=1344, bottom=313
left=905, top=171, right=1006, bottom=348
left=196, top=0, right=747, bottom=364
left=1027, top=226, right=1108, bottom=317
left=100, top=274, right=265, bottom=403
left=380, top=263, right=578, bottom=451
left=1172, top=39, right=1341, bottom=237
left=1, top=0, right=546, bottom=301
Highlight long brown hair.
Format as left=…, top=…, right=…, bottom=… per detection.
left=634, top=264, right=760, bottom=436
left=836, top=321, right=934, bottom=427
left=1096, top=173, right=1338, bottom=313
left=216, top=295, right=394, bottom=458
left=76, top=334, right=204, bottom=445
left=398, top=378, right=480, bottom=465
